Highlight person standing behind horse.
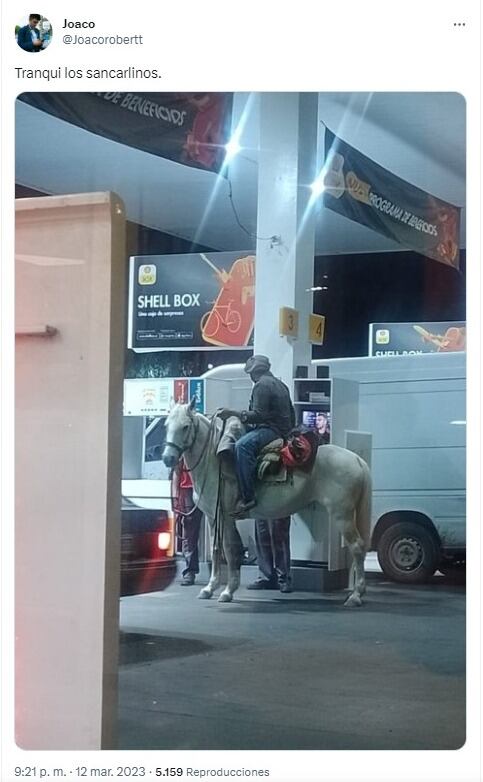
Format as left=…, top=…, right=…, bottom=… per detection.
left=248, top=516, right=293, bottom=593
left=172, top=459, right=203, bottom=586
left=220, top=355, right=295, bottom=517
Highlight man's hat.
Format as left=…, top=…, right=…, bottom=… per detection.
left=244, top=355, right=271, bottom=373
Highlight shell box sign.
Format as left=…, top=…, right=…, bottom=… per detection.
left=128, top=252, right=255, bottom=351
left=369, top=322, right=466, bottom=356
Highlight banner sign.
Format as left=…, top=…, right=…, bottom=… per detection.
left=128, top=252, right=255, bottom=351
left=123, top=379, right=174, bottom=416
left=123, top=378, right=205, bottom=415
left=323, top=128, right=461, bottom=268
left=174, top=379, right=189, bottom=404
left=19, top=92, right=233, bottom=173
left=369, top=321, right=466, bottom=356
left=189, top=379, right=205, bottom=413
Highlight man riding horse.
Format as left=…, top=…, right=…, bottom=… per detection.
left=220, top=355, right=295, bottom=517
left=162, top=371, right=371, bottom=605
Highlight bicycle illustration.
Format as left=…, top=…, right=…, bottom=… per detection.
left=200, top=299, right=242, bottom=338
left=198, top=253, right=255, bottom=346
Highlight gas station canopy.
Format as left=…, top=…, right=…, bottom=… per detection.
left=15, top=92, right=465, bottom=255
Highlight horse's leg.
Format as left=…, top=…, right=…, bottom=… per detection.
left=218, top=518, right=242, bottom=603
left=341, top=514, right=366, bottom=607
left=198, top=516, right=221, bottom=599
left=326, top=502, right=366, bottom=607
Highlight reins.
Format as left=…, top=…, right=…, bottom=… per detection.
left=169, top=412, right=233, bottom=566
left=170, top=413, right=220, bottom=520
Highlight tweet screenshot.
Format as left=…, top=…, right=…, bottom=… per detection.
left=1, top=0, right=481, bottom=780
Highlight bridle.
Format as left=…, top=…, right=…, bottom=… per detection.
left=167, top=410, right=226, bottom=556
left=165, top=413, right=202, bottom=466
left=167, top=411, right=217, bottom=521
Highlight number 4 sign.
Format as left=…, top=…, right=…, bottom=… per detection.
left=309, top=313, right=325, bottom=344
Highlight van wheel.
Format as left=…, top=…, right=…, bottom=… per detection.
left=377, top=521, right=439, bottom=584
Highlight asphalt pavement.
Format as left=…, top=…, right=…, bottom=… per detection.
left=118, top=569, right=465, bottom=750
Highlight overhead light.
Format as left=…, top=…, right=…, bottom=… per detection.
left=450, top=420, right=466, bottom=425
left=310, top=178, right=326, bottom=197
left=224, top=138, right=242, bottom=161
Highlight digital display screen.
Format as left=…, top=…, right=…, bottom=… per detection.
left=302, top=410, right=331, bottom=438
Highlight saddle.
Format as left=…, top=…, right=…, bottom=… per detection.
left=214, top=415, right=318, bottom=485
left=257, top=439, right=285, bottom=481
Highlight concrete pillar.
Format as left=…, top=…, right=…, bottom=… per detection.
left=15, top=192, right=125, bottom=749
left=255, top=93, right=318, bottom=387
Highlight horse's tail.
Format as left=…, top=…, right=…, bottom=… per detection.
left=355, top=457, right=372, bottom=552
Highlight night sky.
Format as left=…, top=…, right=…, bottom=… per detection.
left=312, top=249, right=466, bottom=359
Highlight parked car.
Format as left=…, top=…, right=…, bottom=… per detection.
left=121, top=488, right=177, bottom=596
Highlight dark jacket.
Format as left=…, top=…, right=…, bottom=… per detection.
left=18, top=25, right=41, bottom=52
left=244, top=371, right=295, bottom=437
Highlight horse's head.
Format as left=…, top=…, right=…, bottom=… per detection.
left=162, top=396, right=198, bottom=469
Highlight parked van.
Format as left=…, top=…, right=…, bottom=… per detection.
left=314, top=352, right=466, bottom=584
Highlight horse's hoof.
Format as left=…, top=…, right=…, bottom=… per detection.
left=198, top=589, right=212, bottom=600
left=218, top=592, right=232, bottom=603
left=344, top=593, right=363, bottom=608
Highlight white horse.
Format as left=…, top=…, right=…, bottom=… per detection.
left=162, top=399, right=372, bottom=607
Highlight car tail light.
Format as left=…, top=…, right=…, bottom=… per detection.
left=157, top=512, right=175, bottom=557
left=158, top=532, right=171, bottom=551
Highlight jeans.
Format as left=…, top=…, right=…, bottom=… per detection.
left=255, top=517, right=292, bottom=585
left=176, top=487, right=202, bottom=576
left=234, top=426, right=279, bottom=503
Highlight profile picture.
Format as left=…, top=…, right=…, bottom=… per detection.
left=15, top=14, right=52, bottom=52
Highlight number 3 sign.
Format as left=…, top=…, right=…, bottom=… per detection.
left=279, top=307, right=299, bottom=338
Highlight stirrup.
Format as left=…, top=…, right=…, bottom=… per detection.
left=231, top=498, right=256, bottom=518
